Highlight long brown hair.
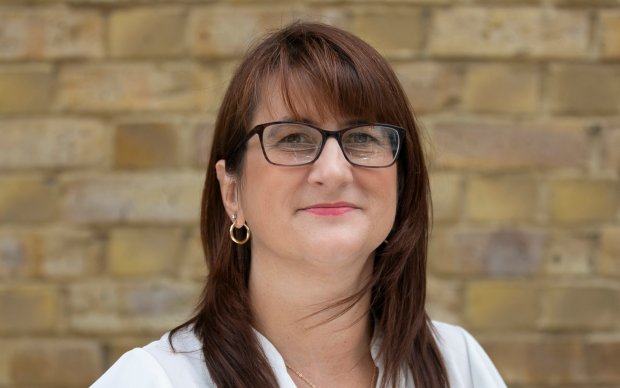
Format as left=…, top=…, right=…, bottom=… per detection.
left=171, top=21, right=449, bottom=388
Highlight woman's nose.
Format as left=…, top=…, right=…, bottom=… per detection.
left=307, top=137, right=354, bottom=187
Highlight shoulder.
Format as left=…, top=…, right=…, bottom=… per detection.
left=430, top=321, right=507, bottom=388
left=90, top=327, right=214, bottom=388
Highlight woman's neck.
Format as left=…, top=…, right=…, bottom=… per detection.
left=249, top=251, right=375, bottom=386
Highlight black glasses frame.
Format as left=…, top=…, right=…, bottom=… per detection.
left=238, top=121, right=406, bottom=168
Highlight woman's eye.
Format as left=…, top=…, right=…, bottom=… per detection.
left=279, top=133, right=309, bottom=144
left=349, top=132, right=378, bottom=144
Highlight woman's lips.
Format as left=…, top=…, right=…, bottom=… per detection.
left=302, top=202, right=358, bottom=216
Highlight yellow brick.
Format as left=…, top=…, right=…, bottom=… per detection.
left=432, top=120, right=589, bottom=170
left=189, top=6, right=300, bottom=58
left=550, top=179, right=619, bottom=224
left=544, top=233, right=593, bottom=275
left=542, top=286, right=619, bottom=330
left=599, top=227, right=620, bottom=276
left=604, top=128, right=620, bottom=170
left=0, top=231, right=43, bottom=280
left=0, top=175, right=59, bottom=223
left=429, top=8, right=589, bottom=59
left=466, top=176, right=538, bottom=222
left=586, top=338, right=620, bottom=384
left=427, top=276, right=462, bottom=324
left=109, top=7, right=186, bottom=58
left=393, top=62, right=462, bottom=114
left=350, top=7, right=425, bottom=58
left=430, top=173, right=462, bottom=223
left=41, top=229, right=104, bottom=279
left=429, top=228, right=545, bottom=276
left=0, top=285, right=58, bottom=333
left=10, top=340, right=102, bottom=386
left=0, top=7, right=103, bottom=60
left=0, top=66, right=53, bottom=112
left=601, top=11, right=620, bottom=58
left=178, top=228, right=208, bottom=280
left=193, top=120, right=215, bottom=168
left=108, top=227, right=185, bottom=276
left=0, top=119, right=109, bottom=169
left=483, top=337, right=587, bottom=385
left=57, top=63, right=213, bottom=112
left=61, top=172, right=202, bottom=224
left=464, top=64, right=540, bottom=114
left=549, top=65, right=620, bottom=115
left=115, top=122, right=180, bottom=168
left=466, top=281, right=540, bottom=329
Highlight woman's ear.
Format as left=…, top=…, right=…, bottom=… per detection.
left=215, top=160, right=245, bottom=226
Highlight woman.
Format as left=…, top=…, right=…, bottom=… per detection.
left=92, top=22, right=506, bottom=388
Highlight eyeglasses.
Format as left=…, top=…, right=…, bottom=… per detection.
left=239, top=121, right=405, bottom=168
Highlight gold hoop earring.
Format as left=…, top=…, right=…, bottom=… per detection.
left=229, top=219, right=251, bottom=245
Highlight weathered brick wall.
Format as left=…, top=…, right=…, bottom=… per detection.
left=0, top=1, right=618, bottom=387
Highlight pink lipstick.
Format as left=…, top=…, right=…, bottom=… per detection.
left=302, top=202, right=357, bottom=216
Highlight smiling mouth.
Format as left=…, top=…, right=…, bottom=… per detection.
left=301, top=202, right=358, bottom=216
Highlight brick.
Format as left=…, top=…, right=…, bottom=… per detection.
left=69, top=280, right=199, bottom=334
left=0, top=340, right=16, bottom=386
left=544, top=233, right=593, bottom=275
left=0, top=285, right=58, bottom=333
left=115, top=122, right=181, bottom=169
left=431, top=120, right=589, bottom=171
left=549, top=65, right=620, bottom=115
left=541, top=286, right=619, bottom=330
left=430, top=173, right=462, bottom=223
left=429, top=8, right=589, bottom=59
left=0, top=175, right=59, bottom=223
left=603, top=127, right=620, bottom=169
left=108, top=227, right=185, bottom=276
left=482, top=336, right=587, bottom=385
left=586, top=337, right=620, bottom=384
left=178, top=228, right=207, bottom=280
left=550, top=179, right=619, bottom=224
left=0, top=6, right=103, bottom=60
left=57, top=63, right=212, bottom=112
left=429, top=228, right=545, bottom=276
left=104, top=337, right=157, bottom=369
left=41, top=229, right=103, bottom=279
left=466, top=281, right=540, bottom=329
left=427, top=276, right=462, bottom=324
left=189, top=6, right=301, bottom=58
left=10, top=340, right=102, bottom=386
left=0, top=65, right=53, bottom=112
left=0, top=119, right=110, bottom=169
left=349, top=7, right=425, bottom=59
left=393, top=62, right=463, bottom=114
left=109, top=7, right=186, bottom=58
left=599, top=227, right=620, bottom=276
left=466, top=176, right=538, bottom=222
left=0, top=230, right=42, bottom=280
left=463, top=64, right=540, bottom=114
left=62, top=172, right=202, bottom=224
left=193, top=120, right=215, bottom=168
left=601, top=11, right=620, bottom=58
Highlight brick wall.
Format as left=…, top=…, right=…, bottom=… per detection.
left=0, top=1, right=618, bottom=387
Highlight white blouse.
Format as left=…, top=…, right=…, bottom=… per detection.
left=91, top=321, right=507, bottom=388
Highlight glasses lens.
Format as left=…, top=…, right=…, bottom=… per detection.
left=262, top=123, right=322, bottom=165
left=342, top=125, right=400, bottom=167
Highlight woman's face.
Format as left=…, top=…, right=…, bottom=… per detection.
left=218, top=84, right=398, bottom=273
